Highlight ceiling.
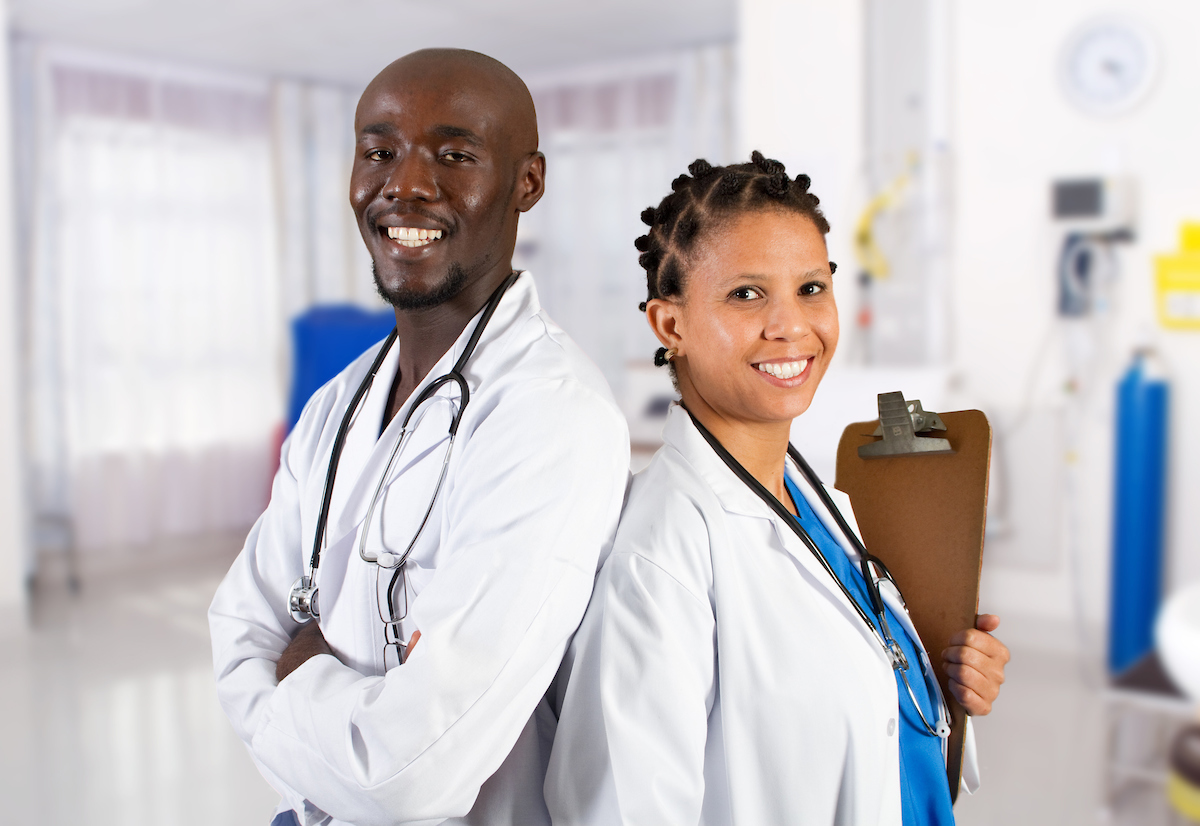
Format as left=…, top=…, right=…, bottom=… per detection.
left=10, top=0, right=736, bottom=88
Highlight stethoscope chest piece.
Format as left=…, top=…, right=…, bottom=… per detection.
left=285, top=272, right=520, bottom=629
left=289, top=575, right=320, bottom=623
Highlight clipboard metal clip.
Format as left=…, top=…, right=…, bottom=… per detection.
left=858, top=391, right=955, bottom=458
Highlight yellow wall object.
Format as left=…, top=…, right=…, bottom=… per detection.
left=1156, top=222, right=1200, bottom=330
left=1168, top=771, right=1200, bottom=821
left=1183, top=221, right=1200, bottom=252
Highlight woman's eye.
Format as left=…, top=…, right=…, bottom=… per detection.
left=800, top=281, right=826, bottom=296
left=731, top=286, right=763, bottom=300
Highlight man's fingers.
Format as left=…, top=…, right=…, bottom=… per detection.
left=297, top=620, right=325, bottom=643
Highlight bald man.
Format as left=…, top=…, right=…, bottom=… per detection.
left=209, top=50, right=629, bottom=826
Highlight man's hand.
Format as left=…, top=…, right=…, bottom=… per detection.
left=941, top=614, right=1010, bottom=716
left=276, top=621, right=334, bottom=683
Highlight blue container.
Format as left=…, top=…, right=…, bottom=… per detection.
left=1109, top=352, right=1170, bottom=675
left=288, top=305, right=396, bottom=432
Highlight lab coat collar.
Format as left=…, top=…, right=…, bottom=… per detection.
left=660, top=405, right=892, bottom=663
left=322, top=272, right=540, bottom=549
left=658, top=404, right=784, bottom=521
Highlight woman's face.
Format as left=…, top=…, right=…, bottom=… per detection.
left=652, top=209, right=838, bottom=428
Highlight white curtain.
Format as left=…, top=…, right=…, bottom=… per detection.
left=518, top=45, right=736, bottom=399
left=20, top=45, right=284, bottom=562
left=270, top=78, right=380, bottom=318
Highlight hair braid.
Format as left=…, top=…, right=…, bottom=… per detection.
left=635, top=151, right=835, bottom=371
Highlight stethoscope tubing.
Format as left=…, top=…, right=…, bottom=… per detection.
left=684, top=406, right=950, bottom=738
left=308, top=328, right=399, bottom=573
left=305, top=272, right=519, bottom=581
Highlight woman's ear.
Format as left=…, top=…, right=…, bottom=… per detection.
left=645, top=298, right=684, bottom=355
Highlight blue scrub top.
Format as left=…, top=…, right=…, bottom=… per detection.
left=784, top=475, right=955, bottom=826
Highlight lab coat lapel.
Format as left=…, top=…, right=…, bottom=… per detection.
left=323, top=274, right=533, bottom=549
left=791, top=462, right=953, bottom=733
left=662, top=407, right=883, bottom=654
left=321, top=337, right=398, bottom=541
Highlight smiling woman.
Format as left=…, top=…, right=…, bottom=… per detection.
left=545, top=152, right=1010, bottom=826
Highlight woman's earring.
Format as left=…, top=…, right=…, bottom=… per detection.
left=654, top=347, right=679, bottom=367
left=665, top=348, right=678, bottom=362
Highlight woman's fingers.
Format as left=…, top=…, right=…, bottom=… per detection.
left=945, top=627, right=1010, bottom=662
left=974, top=613, right=1001, bottom=633
left=942, top=619, right=1010, bottom=717
left=947, top=678, right=991, bottom=716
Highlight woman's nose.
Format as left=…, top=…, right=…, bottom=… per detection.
left=382, top=153, right=438, bottom=202
left=763, top=297, right=810, bottom=340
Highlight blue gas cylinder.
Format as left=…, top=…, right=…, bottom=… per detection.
left=1109, top=350, right=1170, bottom=675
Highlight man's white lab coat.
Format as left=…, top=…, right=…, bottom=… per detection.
left=546, top=404, right=977, bottom=825
left=209, top=273, right=630, bottom=826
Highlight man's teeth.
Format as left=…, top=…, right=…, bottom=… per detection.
left=756, top=359, right=809, bottom=380
left=386, top=227, right=443, bottom=247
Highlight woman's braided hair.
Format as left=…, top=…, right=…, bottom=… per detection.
left=636, top=151, right=835, bottom=367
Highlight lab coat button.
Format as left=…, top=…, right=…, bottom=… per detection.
left=887, top=718, right=897, bottom=736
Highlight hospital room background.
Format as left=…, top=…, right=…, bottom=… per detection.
left=1, top=0, right=1198, bottom=823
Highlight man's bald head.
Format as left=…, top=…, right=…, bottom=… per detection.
left=360, top=48, right=538, bottom=155
left=350, top=48, right=546, bottom=314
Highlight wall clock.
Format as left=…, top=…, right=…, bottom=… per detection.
left=1059, top=16, right=1159, bottom=116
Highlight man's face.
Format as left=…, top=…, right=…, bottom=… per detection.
left=350, top=67, right=533, bottom=310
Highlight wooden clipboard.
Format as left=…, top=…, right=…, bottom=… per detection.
left=834, top=404, right=991, bottom=801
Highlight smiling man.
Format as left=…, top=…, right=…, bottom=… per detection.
left=209, top=50, right=629, bottom=826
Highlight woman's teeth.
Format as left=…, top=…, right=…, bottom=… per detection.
left=757, top=359, right=809, bottom=380
left=386, top=227, right=443, bottom=247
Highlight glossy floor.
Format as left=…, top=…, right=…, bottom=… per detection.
left=1, top=552, right=1190, bottom=826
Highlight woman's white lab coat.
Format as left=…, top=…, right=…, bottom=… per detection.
left=208, top=274, right=630, bottom=826
left=545, top=404, right=977, bottom=825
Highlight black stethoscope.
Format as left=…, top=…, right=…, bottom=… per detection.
left=685, top=407, right=951, bottom=739
left=287, top=272, right=520, bottom=627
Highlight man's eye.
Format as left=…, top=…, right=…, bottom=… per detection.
left=731, top=286, right=763, bottom=300
left=443, top=151, right=472, bottom=163
left=365, top=149, right=392, bottom=162
left=800, top=282, right=826, bottom=296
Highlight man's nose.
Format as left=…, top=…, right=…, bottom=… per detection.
left=382, top=152, right=438, bottom=202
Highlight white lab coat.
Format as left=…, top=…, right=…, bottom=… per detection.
left=545, top=403, right=977, bottom=826
left=209, top=273, right=630, bottom=826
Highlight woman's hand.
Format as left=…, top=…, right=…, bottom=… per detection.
left=941, top=614, right=1009, bottom=716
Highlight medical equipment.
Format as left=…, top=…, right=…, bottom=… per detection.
left=1155, top=222, right=1200, bottom=331
left=1052, top=177, right=1135, bottom=317
left=685, top=407, right=951, bottom=740
left=287, top=272, right=519, bottom=656
left=1110, top=349, right=1170, bottom=675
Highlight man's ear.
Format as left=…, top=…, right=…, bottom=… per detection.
left=516, top=152, right=546, bottom=212
left=645, top=298, right=684, bottom=355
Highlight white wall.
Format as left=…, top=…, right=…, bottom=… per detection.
left=740, top=0, right=1200, bottom=642
left=737, top=0, right=865, bottom=345
left=951, top=1, right=1200, bottom=632
left=0, top=0, right=29, bottom=621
